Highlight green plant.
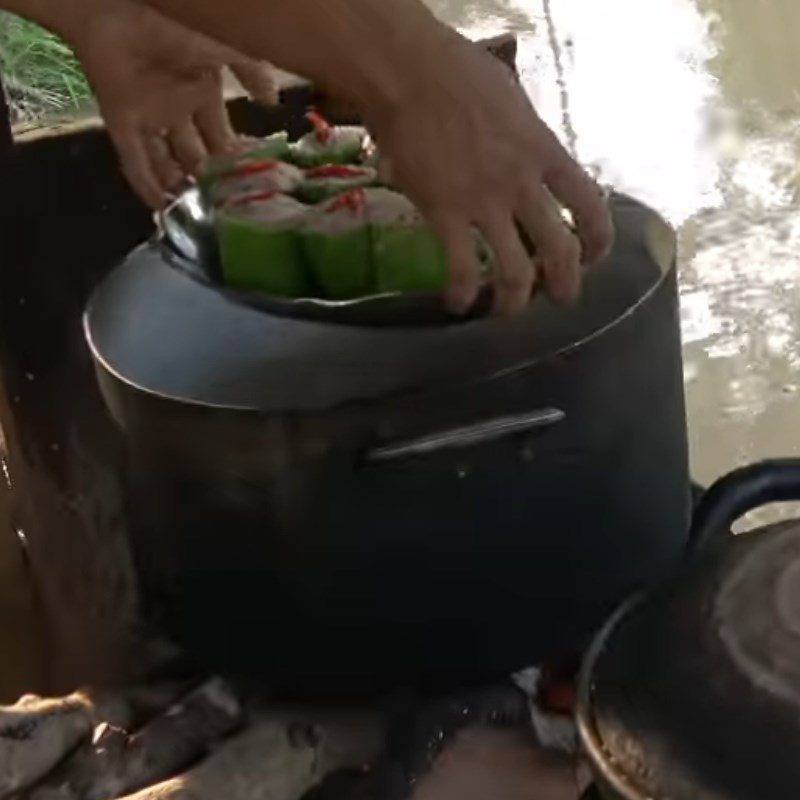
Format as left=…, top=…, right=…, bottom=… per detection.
left=0, top=12, right=92, bottom=123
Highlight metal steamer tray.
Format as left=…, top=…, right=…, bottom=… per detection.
left=156, top=182, right=494, bottom=328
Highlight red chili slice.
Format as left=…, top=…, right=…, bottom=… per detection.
left=326, top=188, right=366, bottom=214
left=228, top=190, right=278, bottom=207
left=227, top=158, right=280, bottom=179
left=306, top=109, right=333, bottom=145
left=306, top=165, right=366, bottom=179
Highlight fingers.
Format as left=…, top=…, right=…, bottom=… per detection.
left=430, top=213, right=484, bottom=315
left=110, top=121, right=212, bottom=210
left=168, top=122, right=208, bottom=176
left=542, top=146, right=614, bottom=265
left=105, top=84, right=239, bottom=210
left=195, top=95, right=237, bottom=155
left=109, top=126, right=166, bottom=210
left=482, top=214, right=538, bottom=316
left=516, top=184, right=582, bottom=305
left=433, top=195, right=576, bottom=317
left=145, top=133, right=184, bottom=195
left=229, top=60, right=278, bottom=106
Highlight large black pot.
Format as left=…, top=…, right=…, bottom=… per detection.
left=84, top=191, right=689, bottom=698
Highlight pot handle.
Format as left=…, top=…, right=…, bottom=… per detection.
left=690, top=459, right=800, bottom=551
left=155, top=185, right=218, bottom=272
left=364, top=408, right=565, bottom=464
left=156, top=192, right=196, bottom=261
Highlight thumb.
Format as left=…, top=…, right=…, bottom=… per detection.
left=229, top=60, right=278, bottom=106
left=175, top=25, right=277, bottom=106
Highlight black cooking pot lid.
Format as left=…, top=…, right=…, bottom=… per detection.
left=584, top=516, right=800, bottom=800
left=84, top=192, right=675, bottom=412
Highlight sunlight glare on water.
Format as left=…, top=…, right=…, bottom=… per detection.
left=428, top=0, right=800, bottom=514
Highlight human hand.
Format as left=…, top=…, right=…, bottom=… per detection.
left=409, top=727, right=592, bottom=800
left=367, top=32, right=613, bottom=316
left=72, top=0, right=276, bottom=208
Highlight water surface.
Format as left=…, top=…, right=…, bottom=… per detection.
left=428, top=0, right=800, bottom=523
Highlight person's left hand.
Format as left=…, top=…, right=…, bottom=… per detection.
left=73, top=0, right=276, bottom=208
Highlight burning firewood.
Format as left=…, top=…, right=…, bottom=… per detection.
left=27, top=678, right=242, bottom=800
left=86, top=680, right=199, bottom=734
left=113, top=711, right=384, bottom=800
left=0, top=692, right=93, bottom=797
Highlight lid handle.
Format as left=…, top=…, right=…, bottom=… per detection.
left=690, top=459, right=800, bottom=551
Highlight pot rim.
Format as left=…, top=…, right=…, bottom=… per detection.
left=83, top=193, right=677, bottom=413
left=576, top=593, right=657, bottom=800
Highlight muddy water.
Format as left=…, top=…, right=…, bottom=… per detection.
left=428, top=0, right=800, bottom=522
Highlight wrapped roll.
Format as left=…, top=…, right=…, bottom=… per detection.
left=216, top=192, right=312, bottom=297
left=299, top=165, right=377, bottom=203
left=301, top=189, right=372, bottom=299
left=364, top=189, right=448, bottom=294
left=207, top=159, right=304, bottom=206
left=202, top=134, right=291, bottom=183
left=291, top=111, right=366, bottom=168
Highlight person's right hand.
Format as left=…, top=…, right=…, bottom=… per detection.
left=368, top=32, right=613, bottom=316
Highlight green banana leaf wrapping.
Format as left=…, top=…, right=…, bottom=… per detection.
left=216, top=192, right=313, bottom=298
left=301, top=189, right=372, bottom=299
left=364, top=188, right=449, bottom=293
left=206, top=160, right=304, bottom=206
left=201, top=133, right=291, bottom=183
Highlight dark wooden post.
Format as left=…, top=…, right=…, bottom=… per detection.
left=0, top=120, right=154, bottom=694
left=0, top=76, right=49, bottom=701
left=0, top=77, right=10, bottom=153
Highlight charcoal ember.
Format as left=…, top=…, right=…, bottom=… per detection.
left=0, top=693, right=93, bottom=797
left=28, top=678, right=241, bottom=800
